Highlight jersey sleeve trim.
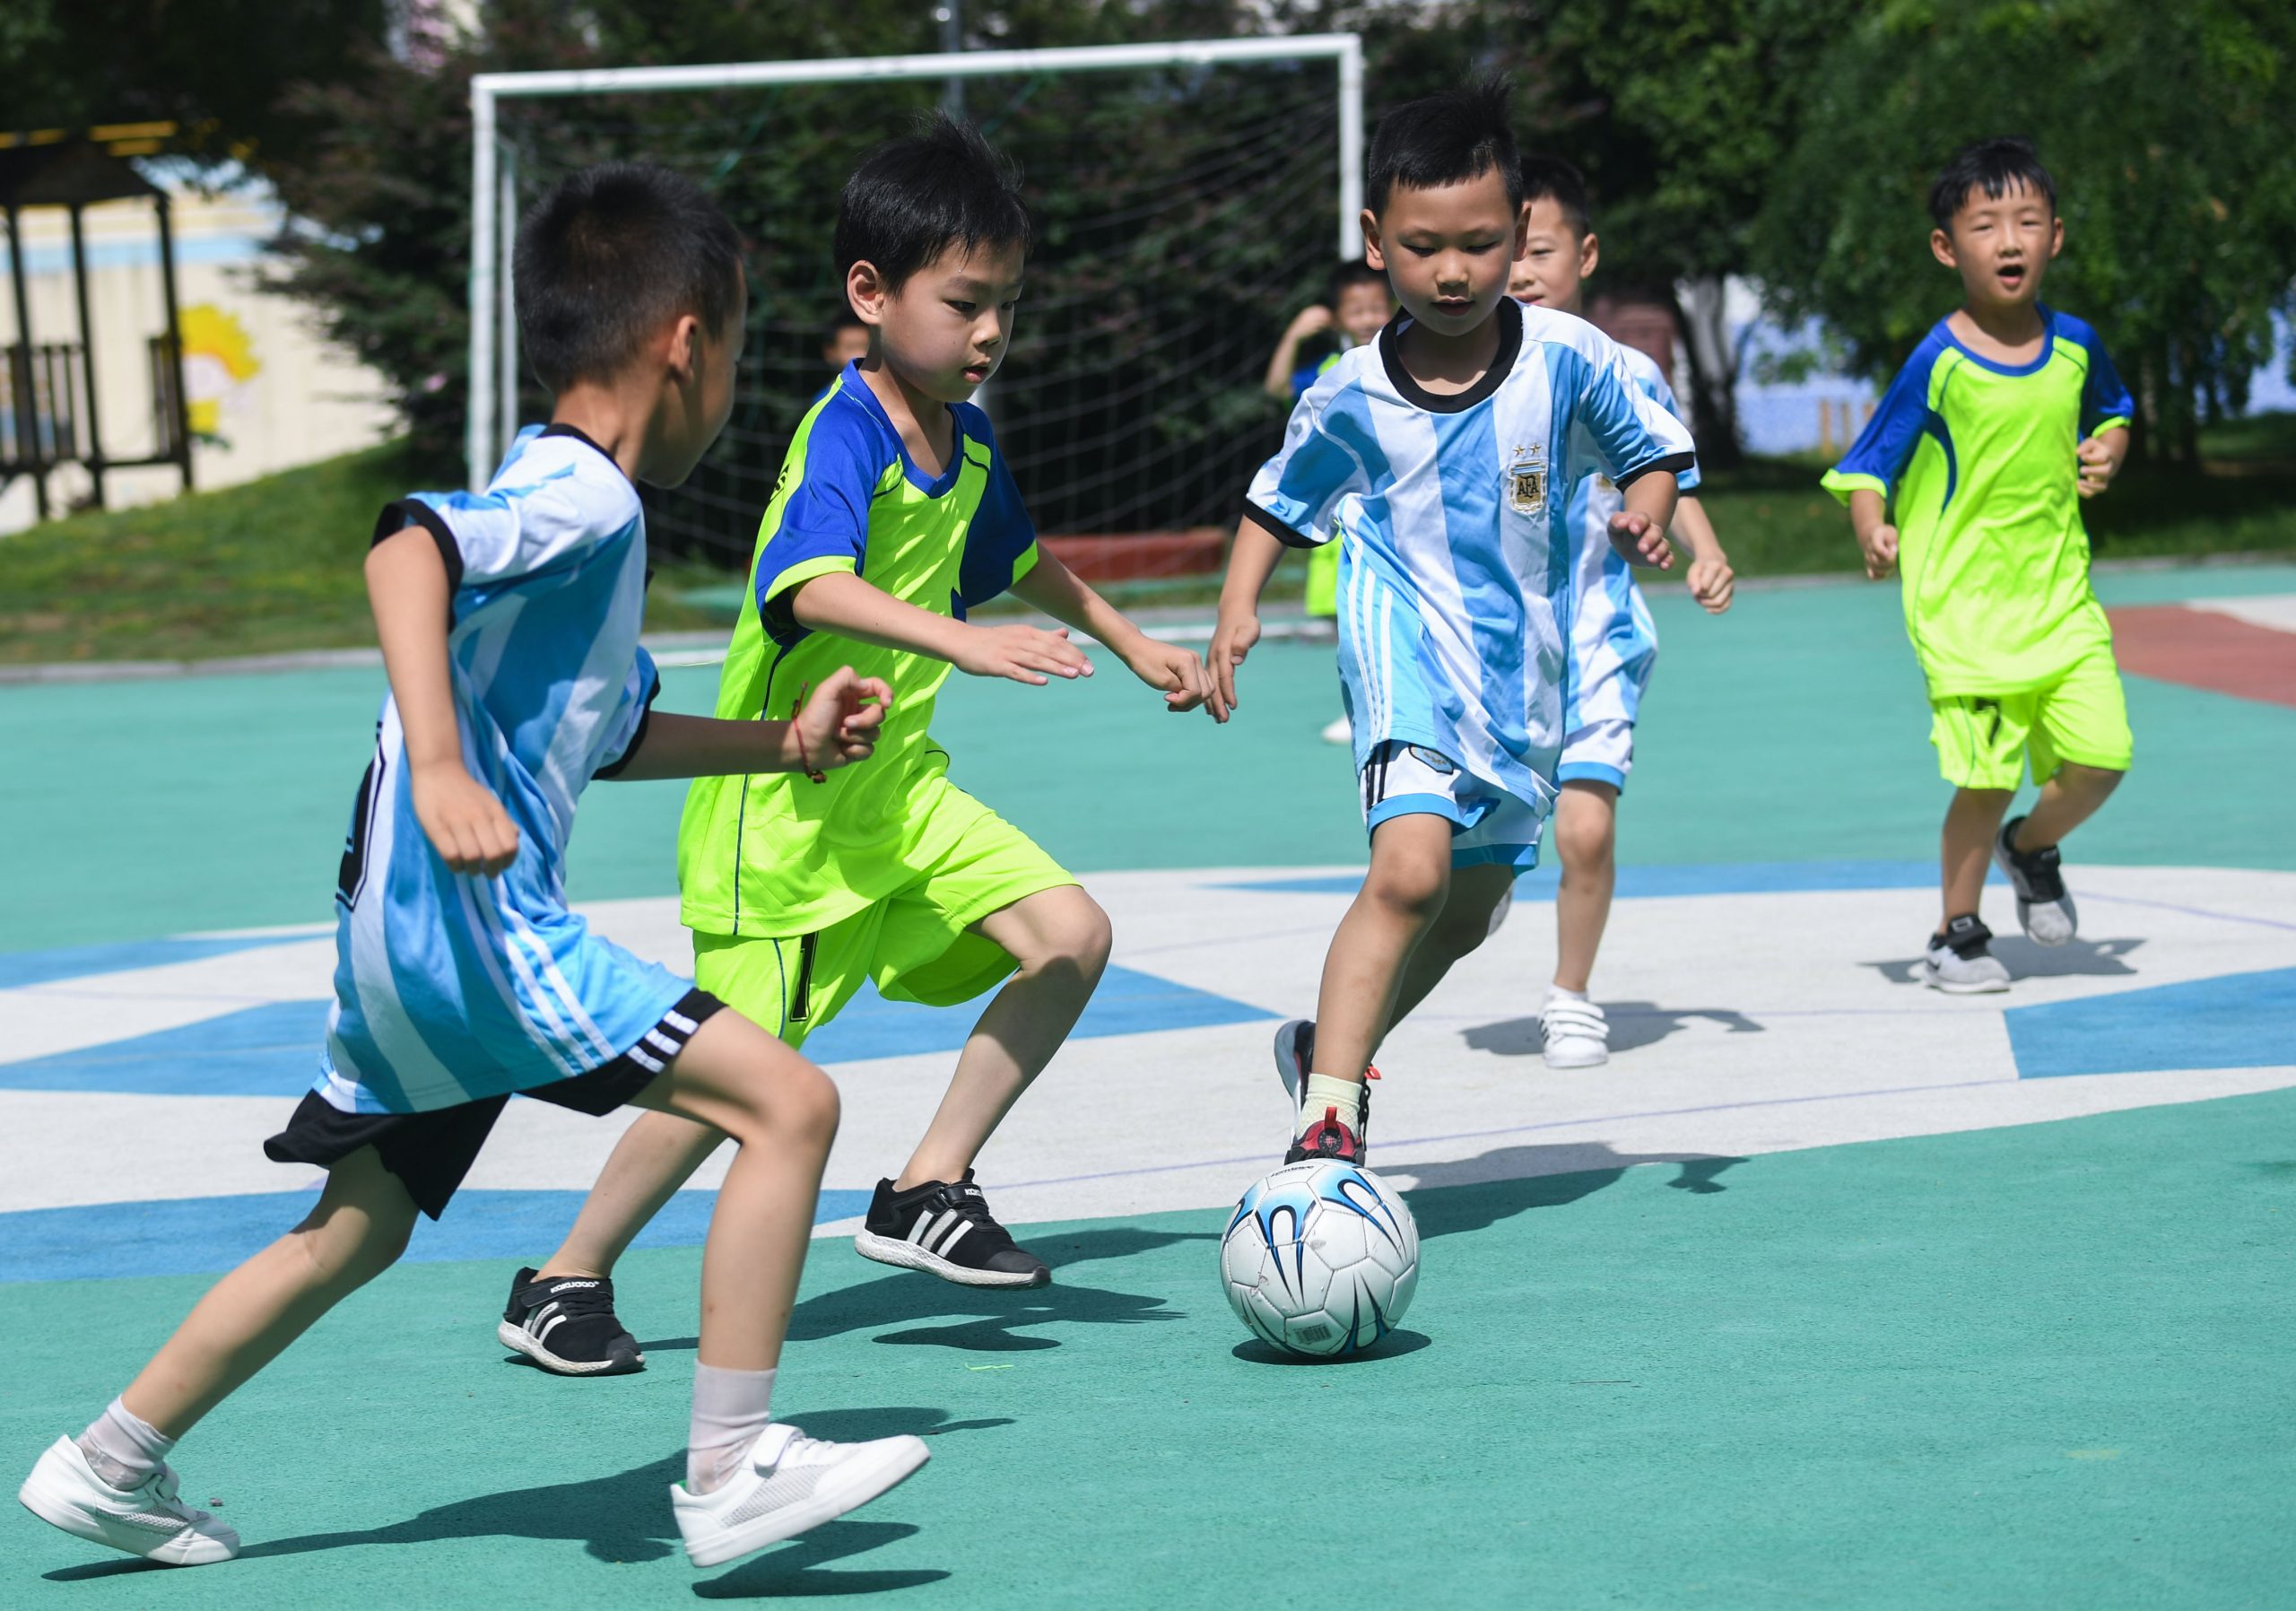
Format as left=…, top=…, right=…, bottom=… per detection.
left=1242, top=498, right=1323, bottom=551
left=590, top=658, right=664, bottom=780
left=1614, top=451, right=1697, bottom=490
left=2088, top=414, right=2132, bottom=437
left=1010, top=541, right=1042, bottom=586
left=374, top=499, right=465, bottom=594
left=1821, top=469, right=1890, bottom=505
left=760, top=553, right=859, bottom=646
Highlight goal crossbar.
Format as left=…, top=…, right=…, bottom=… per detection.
left=466, top=33, right=1364, bottom=488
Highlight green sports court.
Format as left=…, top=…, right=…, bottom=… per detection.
left=4, top=562, right=2293, bottom=1606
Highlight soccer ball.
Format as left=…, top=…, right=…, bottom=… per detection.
left=1220, top=1159, right=1419, bottom=1357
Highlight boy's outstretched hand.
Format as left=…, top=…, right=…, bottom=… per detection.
left=788, top=666, right=893, bottom=775
left=1207, top=610, right=1260, bottom=720
left=1857, top=521, right=1900, bottom=581
left=1119, top=634, right=1221, bottom=719
left=954, top=623, right=1095, bottom=686
left=1608, top=510, right=1676, bottom=570
left=413, top=763, right=521, bottom=876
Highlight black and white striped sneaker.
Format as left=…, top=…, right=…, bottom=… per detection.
left=853, top=1171, right=1049, bottom=1288
left=498, top=1267, right=645, bottom=1375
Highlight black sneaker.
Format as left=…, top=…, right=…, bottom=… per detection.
left=854, top=1171, right=1049, bottom=1288
left=1994, top=814, right=2078, bottom=945
left=498, top=1267, right=644, bottom=1375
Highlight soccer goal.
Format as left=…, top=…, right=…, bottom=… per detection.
left=465, top=36, right=1364, bottom=567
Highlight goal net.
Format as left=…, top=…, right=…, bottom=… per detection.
left=469, top=39, right=1363, bottom=571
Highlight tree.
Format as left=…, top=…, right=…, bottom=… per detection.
left=0, top=0, right=386, bottom=161
left=1752, top=0, right=2296, bottom=466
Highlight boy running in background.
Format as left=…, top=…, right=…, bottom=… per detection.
left=1823, top=137, right=2133, bottom=993
left=1508, top=156, right=1734, bottom=1067
left=18, top=165, right=926, bottom=1573
left=1209, top=82, right=1695, bottom=1163
left=1264, top=261, right=1398, bottom=742
left=497, top=118, right=1216, bottom=1376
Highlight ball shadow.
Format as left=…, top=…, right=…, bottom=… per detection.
left=1229, top=1328, right=1431, bottom=1366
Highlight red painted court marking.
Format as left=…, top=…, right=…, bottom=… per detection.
left=2108, top=605, right=2296, bottom=708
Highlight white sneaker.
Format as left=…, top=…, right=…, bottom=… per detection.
left=1319, top=714, right=1352, bottom=745
left=18, top=1435, right=240, bottom=1566
left=1925, top=915, right=2012, bottom=994
left=1993, top=815, right=2077, bottom=945
left=671, top=1422, right=929, bottom=1569
left=1540, top=995, right=1610, bottom=1068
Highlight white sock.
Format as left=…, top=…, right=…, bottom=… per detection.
left=77, top=1397, right=174, bottom=1492
left=1295, top=1072, right=1364, bottom=1141
left=688, top=1363, right=777, bottom=1495
left=1547, top=984, right=1588, bottom=1003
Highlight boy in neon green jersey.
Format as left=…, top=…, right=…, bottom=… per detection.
left=1823, top=137, right=2134, bottom=994
left=497, top=118, right=1217, bottom=1372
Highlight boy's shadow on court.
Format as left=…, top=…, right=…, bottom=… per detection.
left=1387, top=1143, right=1746, bottom=1241
left=43, top=1406, right=988, bottom=1592
left=1865, top=935, right=2142, bottom=987
left=639, top=1227, right=1219, bottom=1357
left=1463, top=1002, right=1761, bottom=1057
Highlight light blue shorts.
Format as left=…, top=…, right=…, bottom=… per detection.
left=1360, top=741, right=1543, bottom=871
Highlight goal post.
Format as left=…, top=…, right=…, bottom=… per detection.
left=465, top=33, right=1364, bottom=500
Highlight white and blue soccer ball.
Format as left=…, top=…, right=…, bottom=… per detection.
left=1220, top=1159, right=1419, bottom=1357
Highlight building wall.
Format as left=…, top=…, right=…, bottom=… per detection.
left=0, top=174, right=396, bottom=534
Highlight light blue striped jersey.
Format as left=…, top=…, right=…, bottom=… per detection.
left=1561, top=342, right=1701, bottom=732
left=1247, top=299, right=1697, bottom=813
left=319, top=424, right=689, bottom=1113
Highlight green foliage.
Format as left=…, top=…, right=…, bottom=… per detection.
left=1753, top=0, right=2296, bottom=464
left=0, top=0, right=386, bottom=160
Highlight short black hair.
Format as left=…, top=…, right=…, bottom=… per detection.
left=515, top=163, right=744, bottom=393
left=1330, top=259, right=1389, bottom=301
left=1929, top=137, right=2057, bottom=230
left=1365, top=76, right=1522, bottom=218
left=835, top=114, right=1031, bottom=292
left=1518, top=154, right=1591, bottom=239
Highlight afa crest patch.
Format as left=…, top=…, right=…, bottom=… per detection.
left=1506, top=448, right=1548, bottom=517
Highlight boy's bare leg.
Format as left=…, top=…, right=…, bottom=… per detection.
left=1310, top=814, right=1455, bottom=1084
left=1552, top=780, right=1619, bottom=994
left=1941, top=786, right=2016, bottom=927
left=896, top=884, right=1111, bottom=1189
left=537, top=1110, right=726, bottom=1279
left=2014, top=762, right=2123, bottom=849
left=1383, top=864, right=1518, bottom=1031
left=120, top=1148, right=421, bottom=1437
left=637, top=1009, right=840, bottom=1372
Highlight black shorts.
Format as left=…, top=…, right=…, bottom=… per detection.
left=264, top=988, right=723, bottom=1219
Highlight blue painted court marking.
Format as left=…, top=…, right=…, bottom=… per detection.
left=1219, top=859, right=2006, bottom=900
left=0, top=931, right=318, bottom=991
left=2005, top=966, right=2296, bottom=1079
left=802, top=962, right=1275, bottom=1065
left=0, top=963, right=1274, bottom=1096
left=0, top=1188, right=878, bottom=1285
left=0, top=999, right=328, bottom=1095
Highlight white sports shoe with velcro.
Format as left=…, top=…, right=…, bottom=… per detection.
left=1540, top=994, right=1611, bottom=1068
left=672, top=1422, right=930, bottom=1568
left=19, top=1435, right=240, bottom=1566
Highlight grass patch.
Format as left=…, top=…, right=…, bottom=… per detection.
left=0, top=443, right=725, bottom=666
left=6, top=417, right=2294, bottom=662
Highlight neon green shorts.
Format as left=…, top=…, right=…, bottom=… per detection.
left=1928, top=647, right=2134, bottom=790
left=691, top=788, right=1075, bottom=1049
left=1304, top=541, right=1340, bottom=619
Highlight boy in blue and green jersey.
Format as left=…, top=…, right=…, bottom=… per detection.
left=501, top=118, right=1217, bottom=1368
left=1823, top=137, right=2134, bottom=994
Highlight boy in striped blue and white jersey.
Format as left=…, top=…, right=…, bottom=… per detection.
left=1210, top=82, right=1696, bottom=1167
left=1509, top=156, right=1735, bottom=1070
left=20, top=166, right=933, bottom=1577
